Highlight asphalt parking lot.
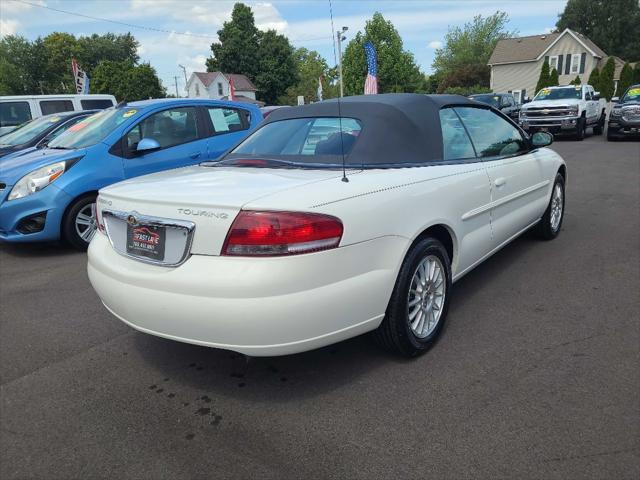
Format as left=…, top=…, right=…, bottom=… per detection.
left=1, top=134, right=638, bottom=479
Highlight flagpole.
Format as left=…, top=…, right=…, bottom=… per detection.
left=336, top=26, right=348, bottom=97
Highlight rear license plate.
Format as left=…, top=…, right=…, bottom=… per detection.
left=126, top=224, right=166, bottom=261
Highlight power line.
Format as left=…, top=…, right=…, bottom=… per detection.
left=12, top=0, right=217, bottom=39
left=10, top=0, right=332, bottom=43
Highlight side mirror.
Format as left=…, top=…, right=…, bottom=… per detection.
left=593, top=93, right=601, bottom=100
left=523, top=97, right=531, bottom=104
left=136, top=137, right=161, bottom=153
left=611, top=96, right=619, bottom=103
left=531, top=131, right=553, bottom=148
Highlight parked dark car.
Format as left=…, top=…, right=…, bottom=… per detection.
left=469, top=93, right=520, bottom=121
left=260, top=105, right=291, bottom=119
left=0, top=110, right=97, bottom=159
left=608, top=84, right=640, bottom=141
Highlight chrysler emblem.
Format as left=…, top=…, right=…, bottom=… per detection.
left=542, top=109, right=550, bottom=114
left=127, top=215, right=138, bottom=226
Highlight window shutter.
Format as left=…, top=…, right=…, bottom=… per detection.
left=565, top=54, right=571, bottom=75
left=557, top=55, right=564, bottom=74
left=580, top=53, right=586, bottom=74
left=545, top=55, right=549, bottom=65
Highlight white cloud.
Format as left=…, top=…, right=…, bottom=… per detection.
left=0, top=19, right=20, bottom=37
left=167, top=31, right=213, bottom=50
left=2, top=0, right=45, bottom=14
left=428, top=40, right=442, bottom=49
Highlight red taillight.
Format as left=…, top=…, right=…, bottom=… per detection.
left=222, top=211, right=343, bottom=256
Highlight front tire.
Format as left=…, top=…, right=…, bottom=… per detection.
left=62, top=194, right=98, bottom=251
left=575, top=117, right=585, bottom=141
left=535, top=173, right=565, bottom=240
left=374, top=237, right=452, bottom=357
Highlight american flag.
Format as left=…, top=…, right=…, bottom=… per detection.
left=364, top=41, right=378, bottom=95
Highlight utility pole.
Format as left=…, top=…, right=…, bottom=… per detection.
left=336, top=26, right=348, bottom=97
left=174, top=76, right=179, bottom=98
left=178, top=64, right=188, bottom=97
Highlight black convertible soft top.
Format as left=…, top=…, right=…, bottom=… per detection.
left=263, top=93, right=480, bottom=166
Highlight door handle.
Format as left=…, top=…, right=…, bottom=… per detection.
left=190, top=152, right=202, bottom=159
left=494, top=177, right=506, bottom=188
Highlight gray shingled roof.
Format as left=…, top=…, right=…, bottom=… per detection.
left=488, top=29, right=606, bottom=65
left=194, top=72, right=258, bottom=91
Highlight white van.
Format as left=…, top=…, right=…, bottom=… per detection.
left=0, top=94, right=117, bottom=135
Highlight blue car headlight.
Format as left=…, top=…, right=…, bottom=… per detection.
left=9, top=160, right=67, bottom=201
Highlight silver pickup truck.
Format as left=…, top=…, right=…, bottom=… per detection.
left=519, top=85, right=607, bottom=141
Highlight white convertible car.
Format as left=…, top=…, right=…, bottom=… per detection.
left=88, top=94, right=566, bottom=357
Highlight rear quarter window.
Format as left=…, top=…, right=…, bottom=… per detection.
left=230, top=117, right=362, bottom=163
left=0, top=102, right=32, bottom=127
left=40, top=100, right=74, bottom=115
left=81, top=99, right=115, bottom=110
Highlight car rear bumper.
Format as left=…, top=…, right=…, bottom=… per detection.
left=88, top=232, right=407, bottom=356
left=0, top=185, right=71, bottom=243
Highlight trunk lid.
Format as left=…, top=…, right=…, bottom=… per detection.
left=98, top=165, right=343, bottom=256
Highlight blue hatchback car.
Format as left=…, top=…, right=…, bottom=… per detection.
left=0, top=98, right=262, bottom=249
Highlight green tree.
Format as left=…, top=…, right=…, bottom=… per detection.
left=92, top=60, right=164, bottom=101
left=77, top=33, right=139, bottom=71
left=549, top=67, right=559, bottom=86
left=441, top=85, right=491, bottom=96
left=587, top=67, right=600, bottom=90
left=535, top=60, right=551, bottom=94
left=571, top=75, right=582, bottom=85
left=279, top=48, right=338, bottom=105
left=0, top=36, right=42, bottom=94
left=206, top=3, right=259, bottom=78
left=254, top=30, right=298, bottom=105
left=634, top=64, right=640, bottom=84
left=432, top=11, right=516, bottom=90
left=599, top=57, right=616, bottom=100
left=617, top=62, right=634, bottom=97
left=556, top=0, right=640, bottom=61
left=342, top=12, right=424, bottom=95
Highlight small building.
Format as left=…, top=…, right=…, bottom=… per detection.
left=185, top=72, right=264, bottom=106
left=488, top=28, right=620, bottom=102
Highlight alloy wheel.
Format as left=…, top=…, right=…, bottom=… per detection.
left=550, top=183, right=563, bottom=232
left=407, top=255, right=446, bottom=338
left=75, top=202, right=97, bottom=244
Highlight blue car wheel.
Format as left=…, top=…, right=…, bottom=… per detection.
left=62, top=193, right=98, bottom=250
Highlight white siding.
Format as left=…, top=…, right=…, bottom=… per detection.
left=545, top=34, right=598, bottom=84
left=491, top=61, right=540, bottom=99
left=490, top=31, right=603, bottom=99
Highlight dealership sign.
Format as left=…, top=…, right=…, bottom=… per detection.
left=71, top=58, right=90, bottom=94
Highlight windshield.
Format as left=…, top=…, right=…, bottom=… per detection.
left=218, top=117, right=362, bottom=167
left=534, top=87, right=582, bottom=101
left=470, top=95, right=500, bottom=107
left=48, top=107, right=136, bottom=149
left=621, top=86, right=640, bottom=103
left=0, top=115, right=65, bottom=146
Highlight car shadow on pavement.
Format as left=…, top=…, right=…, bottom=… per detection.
left=132, top=229, right=543, bottom=403
left=0, top=241, right=78, bottom=258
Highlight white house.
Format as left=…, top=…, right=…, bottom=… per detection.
left=488, top=28, right=620, bottom=103
left=185, top=72, right=264, bottom=106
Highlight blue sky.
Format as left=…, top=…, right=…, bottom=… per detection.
left=2, top=0, right=568, bottom=92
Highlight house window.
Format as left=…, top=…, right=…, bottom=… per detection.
left=217, top=82, right=223, bottom=96
left=571, top=53, right=581, bottom=74
left=549, top=56, right=559, bottom=71
left=195, top=83, right=200, bottom=96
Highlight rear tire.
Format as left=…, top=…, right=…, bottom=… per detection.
left=62, top=194, right=98, bottom=251
left=535, top=173, right=565, bottom=240
left=593, top=111, right=605, bottom=135
left=373, top=237, right=452, bottom=357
